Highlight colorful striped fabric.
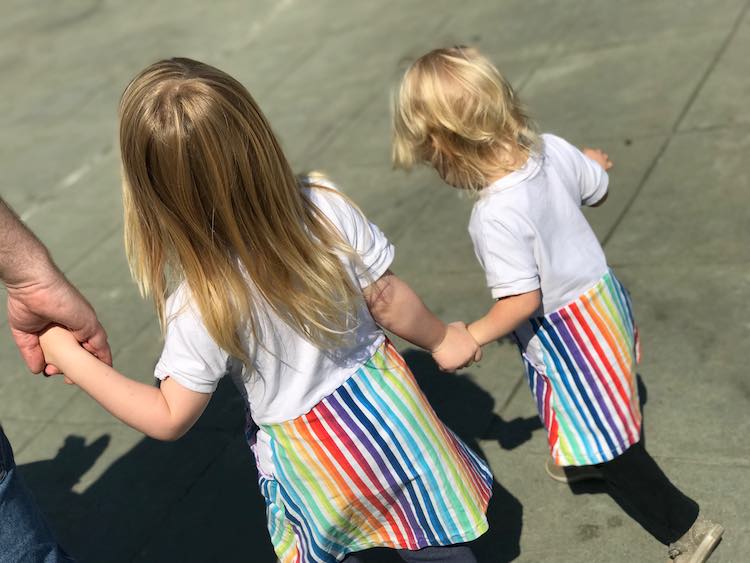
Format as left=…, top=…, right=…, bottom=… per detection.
left=251, top=340, right=493, bottom=563
left=518, top=269, right=642, bottom=466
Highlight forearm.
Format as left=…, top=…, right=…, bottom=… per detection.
left=0, top=199, right=55, bottom=286
left=468, top=290, right=541, bottom=346
left=49, top=342, right=186, bottom=440
left=365, top=271, right=446, bottom=351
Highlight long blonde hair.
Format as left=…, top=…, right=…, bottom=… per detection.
left=392, top=46, right=539, bottom=193
left=119, top=58, right=361, bottom=363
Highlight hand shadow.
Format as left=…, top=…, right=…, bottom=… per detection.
left=17, top=434, right=110, bottom=542
left=18, top=435, right=110, bottom=504
left=483, top=414, right=544, bottom=451
left=402, top=349, right=542, bottom=451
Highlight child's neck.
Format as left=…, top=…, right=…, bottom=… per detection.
left=484, top=147, right=529, bottom=185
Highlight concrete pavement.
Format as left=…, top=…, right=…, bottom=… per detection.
left=1, top=1, right=748, bottom=561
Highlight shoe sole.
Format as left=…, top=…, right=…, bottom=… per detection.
left=690, top=524, right=724, bottom=563
left=544, top=460, right=604, bottom=484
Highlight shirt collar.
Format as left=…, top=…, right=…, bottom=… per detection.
left=481, top=152, right=542, bottom=196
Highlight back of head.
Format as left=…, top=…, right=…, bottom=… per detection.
left=119, top=58, right=360, bottom=362
left=392, top=46, right=538, bottom=192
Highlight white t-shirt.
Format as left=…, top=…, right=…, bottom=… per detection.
left=153, top=183, right=394, bottom=425
left=469, top=133, right=609, bottom=313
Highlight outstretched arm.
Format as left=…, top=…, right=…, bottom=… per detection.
left=0, top=198, right=112, bottom=373
left=363, top=269, right=481, bottom=371
left=39, top=326, right=209, bottom=441
left=468, top=289, right=542, bottom=346
left=581, top=147, right=612, bottom=207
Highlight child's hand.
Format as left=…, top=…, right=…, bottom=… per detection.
left=582, top=147, right=613, bottom=171
left=431, top=322, right=482, bottom=373
left=39, top=325, right=81, bottom=384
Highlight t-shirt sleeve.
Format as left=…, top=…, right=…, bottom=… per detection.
left=153, top=286, right=229, bottom=394
left=545, top=134, right=609, bottom=206
left=470, top=214, right=540, bottom=300
left=309, top=184, right=395, bottom=288
left=346, top=207, right=395, bottom=288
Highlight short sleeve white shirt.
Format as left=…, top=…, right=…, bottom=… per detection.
left=154, top=182, right=394, bottom=425
left=469, top=134, right=609, bottom=313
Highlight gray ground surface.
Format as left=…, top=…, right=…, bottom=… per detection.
left=1, top=1, right=748, bottom=561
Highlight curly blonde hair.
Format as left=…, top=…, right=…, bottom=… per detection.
left=392, top=46, right=539, bottom=193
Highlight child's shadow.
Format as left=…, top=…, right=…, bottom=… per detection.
left=354, top=349, right=540, bottom=563
left=17, top=377, right=275, bottom=563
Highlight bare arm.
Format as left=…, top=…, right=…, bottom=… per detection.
left=363, top=269, right=480, bottom=371
left=40, top=326, right=209, bottom=441
left=0, top=198, right=112, bottom=372
left=363, top=269, right=446, bottom=350
left=468, top=289, right=542, bottom=346
left=0, top=200, right=51, bottom=285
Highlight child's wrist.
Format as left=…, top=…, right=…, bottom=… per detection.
left=39, top=326, right=79, bottom=372
left=428, top=324, right=449, bottom=353
left=466, top=323, right=484, bottom=347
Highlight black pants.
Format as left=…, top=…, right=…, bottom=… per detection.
left=596, top=441, right=699, bottom=545
left=343, top=545, right=476, bottom=563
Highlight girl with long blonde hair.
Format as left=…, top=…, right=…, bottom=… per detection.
left=39, top=58, right=492, bottom=563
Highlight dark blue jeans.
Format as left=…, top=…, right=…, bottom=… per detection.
left=0, top=426, right=73, bottom=562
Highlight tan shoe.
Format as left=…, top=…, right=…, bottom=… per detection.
left=544, top=457, right=603, bottom=484
left=668, top=516, right=724, bottom=562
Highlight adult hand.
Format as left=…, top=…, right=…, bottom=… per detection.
left=6, top=267, right=111, bottom=374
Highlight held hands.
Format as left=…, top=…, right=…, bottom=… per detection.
left=38, top=324, right=82, bottom=365
left=582, top=147, right=613, bottom=171
left=6, top=269, right=111, bottom=375
left=37, top=325, right=82, bottom=384
left=431, top=321, right=482, bottom=373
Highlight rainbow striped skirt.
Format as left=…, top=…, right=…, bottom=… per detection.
left=516, top=269, right=642, bottom=466
left=251, top=340, right=493, bottom=563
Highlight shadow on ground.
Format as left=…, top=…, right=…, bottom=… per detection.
left=17, top=378, right=272, bottom=563
left=18, top=350, right=541, bottom=563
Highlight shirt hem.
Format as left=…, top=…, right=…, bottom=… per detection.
left=356, top=243, right=395, bottom=288
left=153, top=365, right=217, bottom=394
left=252, top=333, right=387, bottom=426
left=585, top=175, right=610, bottom=207
left=490, top=280, right=541, bottom=300
left=538, top=265, right=612, bottom=313
left=555, top=434, right=642, bottom=467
